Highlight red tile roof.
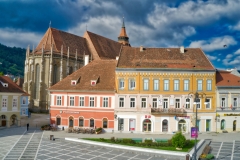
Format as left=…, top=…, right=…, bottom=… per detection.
left=216, top=70, right=240, bottom=86
left=84, top=31, right=122, bottom=60
left=34, top=27, right=91, bottom=57
left=49, top=60, right=117, bottom=91
left=117, top=47, right=215, bottom=70
left=0, top=76, right=26, bottom=93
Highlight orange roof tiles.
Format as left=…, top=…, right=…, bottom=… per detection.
left=117, top=47, right=215, bottom=70
left=216, top=70, right=240, bottom=86
left=49, top=60, right=117, bottom=91
left=34, top=27, right=91, bottom=57
left=0, top=76, right=26, bottom=93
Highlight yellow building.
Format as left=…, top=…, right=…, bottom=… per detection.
left=114, top=46, right=216, bottom=133
left=0, top=76, right=27, bottom=128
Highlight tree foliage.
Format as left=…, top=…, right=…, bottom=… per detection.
left=0, top=43, right=26, bottom=76
left=171, top=132, right=186, bottom=148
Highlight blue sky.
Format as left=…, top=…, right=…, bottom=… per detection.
left=0, top=0, right=240, bottom=70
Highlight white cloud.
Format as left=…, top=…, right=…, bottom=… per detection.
left=217, top=59, right=220, bottom=62
left=206, top=54, right=217, bottom=61
left=226, top=54, right=233, bottom=59
left=232, top=21, right=240, bottom=31
left=234, top=49, right=240, bottom=55
left=188, top=36, right=237, bottom=51
left=0, top=28, right=41, bottom=48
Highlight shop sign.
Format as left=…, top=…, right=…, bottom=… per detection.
left=61, top=111, right=79, bottom=114
left=177, top=116, right=190, bottom=119
left=145, top=115, right=151, bottom=118
left=191, top=127, right=198, bottom=138
left=224, top=113, right=240, bottom=116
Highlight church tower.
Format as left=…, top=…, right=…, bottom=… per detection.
left=118, top=17, right=130, bottom=46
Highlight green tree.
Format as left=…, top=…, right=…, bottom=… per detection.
left=171, top=132, right=186, bottom=148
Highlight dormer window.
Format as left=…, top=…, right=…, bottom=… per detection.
left=71, top=80, right=77, bottom=85
left=0, top=80, right=8, bottom=87
left=91, top=80, right=97, bottom=86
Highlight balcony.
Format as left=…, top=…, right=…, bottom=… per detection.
left=216, top=107, right=240, bottom=112
left=151, top=108, right=187, bottom=115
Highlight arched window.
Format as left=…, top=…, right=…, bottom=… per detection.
left=53, top=64, right=59, bottom=85
left=79, top=117, right=84, bottom=127
left=69, top=117, right=74, bottom=127
left=221, top=119, right=225, bottom=130
left=162, top=119, right=168, bottom=132
left=34, top=64, right=40, bottom=99
left=56, top=117, right=61, bottom=125
left=103, top=118, right=108, bottom=128
left=90, top=119, right=94, bottom=128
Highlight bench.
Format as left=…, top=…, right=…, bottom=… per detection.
left=202, top=145, right=211, bottom=155
left=155, top=139, right=168, bottom=143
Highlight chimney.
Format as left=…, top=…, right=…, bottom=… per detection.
left=116, top=56, right=119, bottom=60
left=84, top=55, right=89, bottom=66
left=180, top=46, right=184, bottom=53
left=140, top=45, right=143, bottom=52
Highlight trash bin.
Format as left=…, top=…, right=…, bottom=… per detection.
left=50, top=135, right=54, bottom=140
left=62, top=127, right=64, bottom=131
left=186, top=154, right=190, bottom=160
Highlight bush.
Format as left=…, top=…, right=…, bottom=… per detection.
left=110, top=137, right=115, bottom=142
left=122, top=138, right=135, bottom=144
left=185, top=139, right=191, bottom=146
left=96, top=127, right=102, bottom=132
left=168, top=139, right=172, bottom=146
left=99, top=138, right=105, bottom=141
left=145, top=139, right=153, bottom=143
left=206, top=154, right=214, bottom=159
left=171, top=132, right=186, bottom=148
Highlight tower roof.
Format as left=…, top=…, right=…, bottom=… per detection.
left=118, top=17, right=128, bottom=37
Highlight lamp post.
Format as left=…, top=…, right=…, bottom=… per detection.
left=186, top=92, right=208, bottom=160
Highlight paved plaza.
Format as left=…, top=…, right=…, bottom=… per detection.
left=0, top=127, right=240, bottom=160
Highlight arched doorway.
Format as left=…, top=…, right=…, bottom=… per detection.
left=221, top=119, right=225, bottom=130
left=10, top=114, right=17, bottom=126
left=162, top=119, right=168, bottom=132
left=233, top=120, right=236, bottom=131
left=178, top=119, right=186, bottom=132
left=1, top=115, right=6, bottom=126
left=143, top=119, right=151, bottom=132
left=69, top=117, right=74, bottom=127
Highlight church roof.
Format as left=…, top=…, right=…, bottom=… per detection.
left=216, top=70, right=240, bottom=87
left=34, top=27, right=90, bottom=57
left=117, top=46, right=215, bottom=70
left=49, top=60, right=117, bottom=91
left=84, top=31, right=122, bottom=60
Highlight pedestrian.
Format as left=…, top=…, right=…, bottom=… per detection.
left=27, top=123, right=29, bottom=131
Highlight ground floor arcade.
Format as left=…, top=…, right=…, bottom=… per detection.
left=0, top=112, right=21, bottom=128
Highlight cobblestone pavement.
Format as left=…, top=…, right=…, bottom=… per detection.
left=1, top=127, right=240, bottom=160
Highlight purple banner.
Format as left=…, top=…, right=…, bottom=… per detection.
left=191, top=127, right=198, bottom=138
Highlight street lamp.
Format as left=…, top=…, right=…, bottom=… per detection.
left=186, top=92, right=208, bottom=160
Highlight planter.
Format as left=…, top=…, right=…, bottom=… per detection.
left=176, top=147, right=182, bottom=150
left=95, top=130, right=102, bottom=134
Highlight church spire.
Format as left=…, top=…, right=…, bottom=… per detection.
left=118, top=17, right=130, bottom=46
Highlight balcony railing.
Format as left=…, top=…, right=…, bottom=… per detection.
left=151, top=108, right=187, bottom=115
left=216, top=107, right=240, bottom=111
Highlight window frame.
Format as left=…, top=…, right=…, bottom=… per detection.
left=205, top=98, right=211, bottom=109
left=143, top=79, right=149, bottom=90
left=56, top=96, right=62, bottom=106
left=119, top=79, right=125, bottom=89
left=129, top=79, right=136, bottom=90
left=207, top=79, right=212, bottom=91
left=152, top=98, right=158, bottom=108
left=103, top=97, right=109, bottom=107
left=221, top=98, right=226, bottom=108
left=79, top=118, right=84, bottom=127
left=141, top=97, right=147, bottom=108
left=12, top=97, right=18, bottom=108
left=90, top=97, right=95, bottom=107
left=164, top=79, right=169, bottom=91
left=163, top=99, right=168, bottom=108
left=197, top=79, right=203, bottom=91
left=174, top=79, right=180, bottom=91
left=69, top=96, right=74, bottom=106
left=103, top=118, right=108, bottom=128
left=233, top=98, right=237, bottom=107
left=185, top=98, right=190, bottom=109
left=119, top=97, right=124, bottom=108
left=130, top=97, right=135, bottom=108
left=175, top=99, right=180, bottom=108
left=184, top=79, right=189, bottom=91
left=153, top=79, right=159, bottom=91
left=79, top=97, right=84, bottom=107
left=90, top=119, right=94, bottom=128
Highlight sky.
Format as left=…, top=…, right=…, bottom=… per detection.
left=0, top=0, right=240, bottom=70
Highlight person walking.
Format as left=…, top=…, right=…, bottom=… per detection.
left=27, top=123, right=29, bottom=131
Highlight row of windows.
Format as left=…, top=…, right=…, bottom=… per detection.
left=118, top=97, right=211, bottom=109
left=56, top=117, right=108, bottom=128
left=221, top=97, right=238, bottom=107
left=1, top=97, right=18, bottom=108
left=56, top=96, right=110, bottom=107
left=119, top=79, right=212, bottom=91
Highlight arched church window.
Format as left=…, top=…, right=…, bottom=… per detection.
left=34, top=64, right=40, bottom=99
left=53, top=64, right=59, bottom=85
left=69, top=66, right=73, bottom=75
